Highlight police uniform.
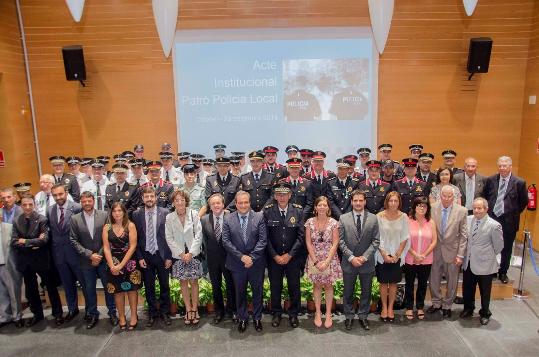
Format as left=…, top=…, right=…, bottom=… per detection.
left=416, top=153, right=437, bottom=196
left=214, top=144, right=227, bottom=159
left=190, top=154, right=208, bottom=187
left=356, top=147, right=371, bottom=178
left=105, top=163, right=140, bottom=217
left=238, top=151, right=275, bottom=212
left=377, top=144, right=404, bottom=180
left=178, top=164, right=207, bottom=211
left=81, top=161, right=110, bottom=210
left=381, top=159, right=398, bottom=186
left=263, top=183, right=305, bottom=323
left=302, top=151, right=335, bottom=199
left=285, top=145, right=299, bottom=159
left=391, top=158, right=427, bottom=214
left=159, top=152, right=183, bottom=187
left=279, top=158, right=314, bottom=220
left=139, top=161, right=174, bottom=210
left=299, top=148, right=314, bottom=176
left=127, top=159, right=149, bottom=187
left=97, top=156, right=113, bottom=180
left=50, top=156, right=81, bottom=202
left=357, top=160, right=390, bottom=214
left=263, top=146, right=288, bottom=181
left=205, top=158, right=241, bottom=209
left=13, top=182, right=31, bottom=205
left=327, top=162, right=360, bottom=219
left=441, top=149, right=464, bottom=176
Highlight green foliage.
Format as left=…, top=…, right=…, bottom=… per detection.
left=333, top=279, right=344, bottom=300
left=300, top=276, right=313, bottom=302
left=281, top=278, right=289, bottom=300
left=169, top=278, right=183, bottom=306
left=198, top=278, right=213, bottom=305
left=263, top=278, right=271, bottom=303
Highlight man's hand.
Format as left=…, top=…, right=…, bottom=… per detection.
left=38, top=233, right=46, bottom=240
left=164, top=259, right=172, bottom=269
left=274, top=255, right=284, bottom=265
left=241, top=255, right=253, bottom=268
left=281, top=253, right=292, bottom=265
left=90, top=253, right=102, bottom=266
left=351, top=257, right=362, bottom=267
left=17, top=238, right=26, bottom=246
left=454, top=256, right=463, bottom=266
left=139, top=259, right=147, bottom=269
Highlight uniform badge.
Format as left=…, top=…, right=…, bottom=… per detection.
left=380, top=187, right=385, bottom=192
left=125, top=191, right=130, bottom=197
left=160, top=192, right=166, bottom=198
left=246, top=179, right=251, bottom=186
left=290, top=216, right=296, bottom=224
left=347, top=186, right=352, bottom=192
left=213, top=180, right=218, bottom=187
left=299, top=185, right=305, bottom=192
left=415, top=186, right=422, bottom=192
left=65, top=179, right=70, bottom=184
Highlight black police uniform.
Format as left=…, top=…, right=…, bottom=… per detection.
left=54, top=173, right=80, bottom=202
left=105, top=182, right=141, bottom=217
left=357, top=179, right=390, bottom=214
left=278, top=176, right=314, bottom=220
left=416, top=171, right=437, bottom=197
left=327, top=176, right=360, bottom=219
left=263, top=163, right=288, bottom=181
left=302, top=170, right=335, bottom=200
left=263, top=202, right=305, bottom=318
left=391, top=177, right=427, bottom=214
left=238, top=170, right=275, bottom=212
left=139, top=180, right=174, bottom=211
left=205, top=172, right=241, bottom=209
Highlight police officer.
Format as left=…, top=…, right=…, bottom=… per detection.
left=409, top=144, right=423, bottom=160
left=263, top=183, right=304, bottom=328
left=303, top=151, right=335, bottom=199
left=278, top=158, right=314, bottom=220
left=177, top=152, right=191, bottom=168
left=140, top=161, right=174, bottom=210
left=160, top=151, right=183, bottom=187
left=285, top=145, right=300, bottom=160
left=178, top=163, right=207, bottom=212
left=49, top=155, right=80, bottom=202
left=357, top=160, right=390, bottom=214
left=97, top=156, right=113, bottom=180
left=327, top=159, right=360, bottom=219
left=202, top=158, right=215, bottom=175
left=356, top=147, right=371, bottom=178
left=128, top=159, right=148, bottom=187
left=81, top=160, right=110, bottom=210
left=79, top=158, right=94, bottom=185
left=205, top=157, right=241, bottom=210
left=230, top=156, right=242, bottom=176
left=416, top=153, right=437, bottom=196
left=105, top=163, right=140, bottom=217
left=441, top=149, right=464, bottom=175
left=263, top=146, right=288, bottom=180
left=391, top=158, right=427, bottom=214
left=377, top=144, right=403, bottom=180
left=190, top=154, right=208, bottom=187
left=381, top=159, right=397, bottom=185
left=237, top=151, right=275, bottom=212
left=13, top=183, right=31, bottom=205
left=343, top=154, right=364, bottom=180
left=66, top=156, right=86, bottom=188
left=231, top=151, right=251, bottom=174
left=214, top=144, right=227, bottom=159
left=299, top=148, right=314, bottom=176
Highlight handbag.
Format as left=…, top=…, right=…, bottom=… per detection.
left=307, top=257, right=331, bottom=277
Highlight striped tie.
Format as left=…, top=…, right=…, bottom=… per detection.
left=215, top=216, right=222, bottom=242
left=146, top=210, right=157, bottom=254
left=241, top=215, right=248, bottom=243
left=472, top=220, right=480, bottom=238
left=493, top=178, right=507, bottom=217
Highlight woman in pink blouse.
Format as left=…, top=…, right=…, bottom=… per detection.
left=404, top=196, right=437, bottom=320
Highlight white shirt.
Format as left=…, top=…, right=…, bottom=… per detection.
left=278, top=206, right=288, bottom=218
left=375, top=213, right=410, bottom=265
left=161, top=166, right=184, bottom=187
left=213, top=213, right=224, bottom=231
left=81, top=177, right=110, bottom=210
left=84, top=210, right=95, bottom=239
left=35, top=191, right=73, bottom=216
left=165, top=208, right=202, bottom=257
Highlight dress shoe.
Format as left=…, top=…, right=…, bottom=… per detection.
left=459, top=309, right=473, bottom=319
left=162, top=314, right=172, bottom=326
left=86, top=316, right=99, bottom=329
left=238, top=320, right=248, bottom=333
left=26, top=316, right=44, bottom=327
left=344, top=318, right=354, bottom=331
left=109, top=314, right=119, bottom=326
left=499, top=273, right=509, bottom=284
left=480, top=316, right=490, bottom=325
left=55, top=314, right=65, bottom=326
left=271, top=314, right=281, bottom=327
left=64, top=309, right=79, bottom=323
left=83, top=313, right=91, bottom=322
left=254, top=319, right=263, bottom=332
left=427, top=305, right=442, bottom=314
left=442, top=309, right=452, bottom=319
left=289, top=316, right=299, bottom=328
left=359, top=319, right=370, bottom=331
left=0, top=321, right=12, bottom=328
left=146, top=316, right=155, bottom=328
left=14, top=320, right=25, bottom=328
left=453, top=296, right=464, bottom=305
left=231, top=314, right=239, bottom=324
left=213, top=313, right=224, bottom=324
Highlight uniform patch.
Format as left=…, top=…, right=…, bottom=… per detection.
left=290, top=217, right=296, bottom=224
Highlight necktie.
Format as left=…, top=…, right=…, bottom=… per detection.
left=356, top=214, right=362, bottom=237
left=136, top=178, right=140, bottom=186
left=56, top=176, right=61, bottom=184
left=441, top=208, right=449, bottom=238
left=116, top=185, right=120, bottom=193
left=196, top=173, right=200, bottom=184
left=409, top=180, right=413, bottom=189
left=154, top=183, right=158, bottom=190
left=292, top=180, right=297, bottom=188
left=281, top=210, right=286, bottom=220
left=215, top=216, right=222, bottom=242
left=59, top=206, right=65, bottom=228
left=96, top=182, right=102, bottom=210
left=254, top=173, right=260, bottom=183
left=46, top=193, right=50, bottom=206
left=493, top=178, right=507, bottom=217
left=269, top=166, right=274, bottom=173
left=466, top=177, right=474, bottom=210
left=165, top=171, right=170, bottom=182
left=341, top=180, right=346, bottom=187
left=241, top=215, right=248, bottom=242
left=372, top=181, right=376, bottom=190
left=423, top=175, right=427, bottom=182
left=318, top=175, right=322, bottom=185
left=146, top=210, right=157, bottom=254
left=472, top=220, right=480, bottom=238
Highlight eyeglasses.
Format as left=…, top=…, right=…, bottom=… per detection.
left=416, top=204, right=427, bottom=209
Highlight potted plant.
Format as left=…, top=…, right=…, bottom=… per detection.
left=263, top=278, right=271, bottom=311
left=353, top=280, right=361, bottom=310
left=370, top=277, right=381, bottom=312
left=169, top=278, right=182, bottom=316
left=246, top=284, right=254, bottom=312
left=198, top=278, right=214, bottom=314
left=333, top=279, right=344, bottom=312
left=281, top=278, right=290, bottom=311
left=300, top=277, right=314, bottom=312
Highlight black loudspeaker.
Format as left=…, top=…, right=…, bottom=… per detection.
left=467, top=37, right=492, bottom=75
left=62, top=45, right=86, bottom=83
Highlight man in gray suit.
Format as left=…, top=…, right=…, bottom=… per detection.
left=460, top=197, right=503, bottom=325
left=453, top=157, right=486, bottom=215
left=0, top=219, right=23, bottom=328
left=339, top=190, right=380, bottom=331
left=428, top=185, right=468, bottom=318
left=69, top=191, right=117, bottom=329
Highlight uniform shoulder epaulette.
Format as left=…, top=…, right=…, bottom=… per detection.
left=327, top=176, right=337, bottom=181
left=292, top=203, right=303, bottom=209
left=351, top=177, right=360, bottom=182
left=240, top=172, right=251, bottom=178
left=106, top=182, right=115, bottom=187
left=264, top=203, right=274, bottom=209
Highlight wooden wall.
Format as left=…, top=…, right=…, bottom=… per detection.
left=0, top=1, right=37, bottom=189
left=519, top=1, right=539, bottom=250
left=5, top=0, right=536, bottom=186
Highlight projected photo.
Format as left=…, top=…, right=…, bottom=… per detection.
left=283, top=58, right=369, bottom=121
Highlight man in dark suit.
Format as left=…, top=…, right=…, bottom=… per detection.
left=105, top=163, right=140, bottom=217
left=391, top=158, right=427, bottom=214
left=139, top=161, right=174, bottom=211
left=263, top=183, right=304, bottom=328
left=238, top=151, right=275, bottom=212
left=11, top=193, right=63, bottom=327
left=205, top=157, right=241, bottom=210
left=49, top=155, right=81, bottom=202
left=416, top=153, right=437, bottom=197
left=453, top=157, right=486, bottom=215
left=47, top=184, right=82, bottom=323
left=339, top=190, right=380, bottom=331
left=222, top=191, right=267, bottom=333
left=201, top=193, right=236, bottom=324
left=327, top=159, right=360, bottom=219
left=133, top=186, right=172, bottom=327
left=69, top=191, right=118, bottom=329
left=483, top=156, right=528, bottom=284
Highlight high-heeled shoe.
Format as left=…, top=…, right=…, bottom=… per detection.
left=119, top=317, right=127, bottom=330
left=184, top=311, right=192, bottom=325
left=128, top=315, right=138, bottom=330
left=191, top=310, right=200, bottom=325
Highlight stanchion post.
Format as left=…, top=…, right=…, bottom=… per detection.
left=513, top=230, right=530, bottom=299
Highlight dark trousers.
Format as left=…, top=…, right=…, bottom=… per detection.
left=207, top=255, right=235, bottom=316
left=404, top=264, right=431, bottom=310
left=463, top=266, right=493, bottom=317
left=80, top=262, right=116, bottom=317
left=23, top=269, right=62, bottom=319
left=231, top=267, right=264, bottom=321
left=54, top=258, right=83, bottom=313
left=268, top=259, right=301, bottom=317
left=141, top=251, right=170, bottom=318
left=493, top=214, right=517, bottom=275
left=343, top=271, right=373, bottom=319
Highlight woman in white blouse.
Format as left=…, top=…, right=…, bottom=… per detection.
left=165, top=190, right=203, bottom=325
left=376, top=191, right=409, bottom=322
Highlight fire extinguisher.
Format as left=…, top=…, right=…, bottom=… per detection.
left=528, top=184, right=537, bottom=211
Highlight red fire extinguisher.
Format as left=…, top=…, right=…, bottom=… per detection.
left=528, top=184, right=537, bottom=211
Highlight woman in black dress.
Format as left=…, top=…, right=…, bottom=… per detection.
left=103, top=202, right=141, bottom=330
